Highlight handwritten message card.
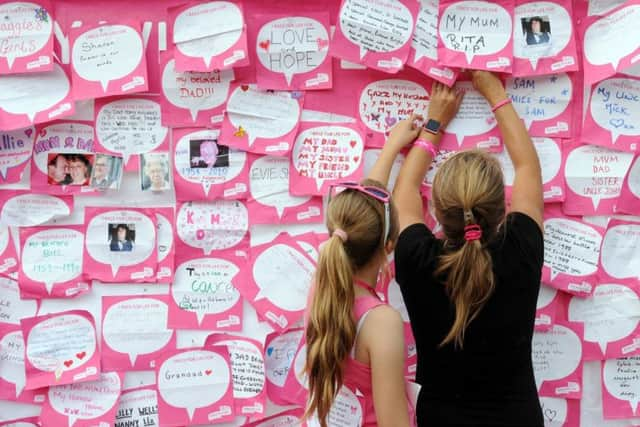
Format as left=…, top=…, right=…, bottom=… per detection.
left=0, top=1, right=53, bottom=74
left=101, top=295, right=175, bottom=371
left=220, top=84, right=304, bottom=156
left=255, top=13, right=331, bottom=90
left=21, top=310, right=99, bottom=390
left=115, top=386, right=159, bottom=427
left=0, top=278, right=37, bottom=326
left=168, top=255, right=243, bottom=330
left=19, top=225, right=88, bottom=299
left=0, top=191, right=72, bottom=226
left=538, top=397, right=579, bottom=427
left=599, top=219, right=640, bottom=287
left=290, top=122, right=364, bottom=196
left=173, top=127, right=249, bottom=201
left=618, top=154, right=640, bottom=214
left=170, top=1, right=248, bottom=72
left=264, top=328, right=304, bottom=406
left=333, top=0, right=418, bottom=73
left=438, top=0, right=514, bottom=72
left=84, top=207, right=157, bottom=283
left=602, top=356, right=640, bottom=419
left=306, top=386, right=364, bottom=427
left=157, top=348, right=234, bottom=425
left=0, top=127, right=34, bottom=184
left=0, top=324, right=45, bottom=403
left=70, top=22, right=148, bottom=99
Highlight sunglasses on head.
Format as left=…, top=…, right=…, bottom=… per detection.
left=328, top=181, right=391, bottom=240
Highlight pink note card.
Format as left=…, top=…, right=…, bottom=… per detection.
left=0, top=126, right=35, bottom=185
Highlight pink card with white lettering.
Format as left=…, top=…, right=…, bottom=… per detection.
left=94, top=96, right=169, bottom=171
left=332, top=0, right=419, bottom=73
left=437, top=0, right=514, bottom=72
left=0, top=0, right=54, bottom=74
left=563, top=143, right=634, bottom=216
left=617, top=154, right=640, bottom=215
left=601, top=356, right=640, bottom=419
left=172, top=127, right=249, bottom=202
left=220, top=83, right=304, bottom=156
left=155, top=208, right=175, bottom=283
left=167, top=253, right=244, bottom=331
left=542, top=205, right=604, bottom=297
left=598, top=218, right=640, bottom=288
left=289, top=121, right=365, bottom=196
left=21, top=310, right=100, bottom=390
left=0, top=126, right=35, bottom=185
left=248, top=154, right=323, bottom=224
left=83, top=207, right=158, bottom=283
left=206, top=333, right=267, bottom=417
left=0, top=323, right=46, bottom=404
left=70, top=21, right=148, bottom=100
left=254, top=12, right=332, bottom=90
left=264, top=327, right=304, bottom=406
left=19, top=225, right=89, bottom=299
left=30, top=120, right=97, bottom=196
left=512, top=0, right=578, bottom=76
left=170, top=1, right=249, bottom=72
left=156, top=347, right=235, bottom=425
left=101, top=295, right=176, bottom=371
left=532, top=321, right=583, bottom=399
left=0, top=190, right=73, bottom=227
left=0, top=62, right=74, bottom=130
left=39, top=372, right=123, bottom=427
left=0, top=226, right=18, bottom=279
left=159, top=54, right=235, bottom=127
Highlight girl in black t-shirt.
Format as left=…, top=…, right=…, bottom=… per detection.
left=392, top=71, right=545, bottom=426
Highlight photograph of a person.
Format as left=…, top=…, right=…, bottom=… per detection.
left=522, top=16, right=551, bottom=46
left=90, top=154, right=124, bottom=190
left=109, top=223, right=135, bottom=252
left=189, top=139, right=229, bottom=169
left=47, top=153, right=94, bottom=186
left=140, top=152, right=171, bottom=192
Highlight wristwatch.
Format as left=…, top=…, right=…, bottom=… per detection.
left=423, top=118, right=442, bottom=135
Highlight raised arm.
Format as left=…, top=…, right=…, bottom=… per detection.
left=393, top=83, right=463, bottom=232
left=471, top=71, right=543, bottom=229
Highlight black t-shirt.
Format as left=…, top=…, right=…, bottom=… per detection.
left=395, top=212, right=544, bottom=426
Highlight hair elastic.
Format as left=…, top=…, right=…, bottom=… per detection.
left=332, top=228, right=348, bottom=243
left=491, top=98, right=512, bottom=113
left=464, top=224, right=482, bottom=242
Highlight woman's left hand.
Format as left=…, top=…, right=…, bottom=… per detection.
left=386, top=113, right=423, bottom=150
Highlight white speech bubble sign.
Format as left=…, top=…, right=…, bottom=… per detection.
left=359, top=79, right=430, bottom=135
left=216, top=339, right=264, bottom=399
left=26, top=314, right=96, bottom=374
left=0, top=2, right=53, bottom=69
left=249, top=156, right=310, bottom=218
left=48, top=372, right=121, bottom=427
left=162, top=59, right=233, bottom=121
left=22, top=228, right=83, bottom=295
left=514, top=2, right=572, bottom=70
left=532, top=324, right=582, bottom=390
left=71, top=24, right=143, bottom=92
left=103, top=298, right=172, bottom=366
left=264, top=329, right=303, bottom=388
left=584, top=5, right=640, bottom=71
left=543, top=218, right=602, bottom=281
left=568, top=284, right=640, bottom=354
left=96, top=98, right=167, bottom=165
left=628, top=156, right=640, bottom=199
left=172, top=258, right=240, bottom=325
left=564, top=145, right=634, bottom=210
left=386, top=279, right=409, bottom=322
left=413, top=0, right=439, bottom=62
left=0, top=127, right=34, bottom=180
left=339, top=0, right=413, bottom=60
left=539, top=397, right=568, bottom=425
left=0, top=331, right=26, bottom=397
left=158, top=349, right=230, bottom=421
left=0, top=63, right=69, bottom=122
left=446, top=81, right=495, bottom=145
left=85, top=211, right=156, bottom=277
left=506, top=74, right=572, bottom=129
left=256, top=17, right=329, bottom=86
left=498, top=137, right=561, bottom=186
left=603, top=356, right=640, bottom=414
left=307, top=386, right=362, bottom=427
left=292, top=125, right=364, bottom=192
left=590, top=78, right=640, bottom=144
left=439, top=0, right=512, bottom=64
left=0, top=278, right=37, bottom=325
left=601, top=223, right=640, bottom=280
left=157, top=213, right=173, bottom=265
left=253, top=244, right=315, bottom=312
left=116, top=388, right=158, bottom=427
left=174, top=1, right=244, bottom=68
left=537, top=284, right=557, bottom=310
left=0, top=194, right=71, bottom=227
left=177, top=201, right=248, bottom=255
left=226, top=86, right=301, bottom=147
left=174, top=129, right=246, bottom=196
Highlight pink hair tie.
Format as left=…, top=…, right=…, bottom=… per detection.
left=333, top=228, right=348, bottom=243
left=464, top=224, right=482, bottom=242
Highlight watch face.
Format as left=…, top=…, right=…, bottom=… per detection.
left=425, top=119, right=441, bottom=133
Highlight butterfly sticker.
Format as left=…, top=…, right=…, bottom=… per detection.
left=234, top=126, right=246, bottom=137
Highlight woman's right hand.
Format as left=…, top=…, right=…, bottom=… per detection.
left=470, top=70, right=507, bottom=107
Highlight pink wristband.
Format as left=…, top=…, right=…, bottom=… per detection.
left=414, top=138, right=438, bottom=157
left=491, top=98, right=512, bottom=113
